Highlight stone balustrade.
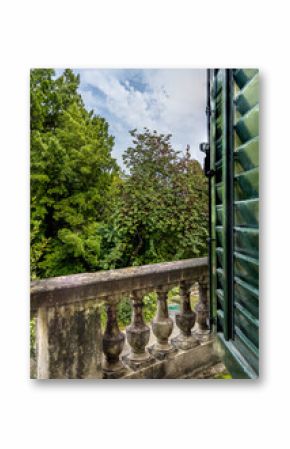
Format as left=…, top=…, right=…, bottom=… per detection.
left=31, top=257, right=212, bottom=379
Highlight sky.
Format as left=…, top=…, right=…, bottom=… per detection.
left=63, top=69, right=207, bottom=169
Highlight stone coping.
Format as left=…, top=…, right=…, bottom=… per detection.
left=31, top=257, right=208, bottom=310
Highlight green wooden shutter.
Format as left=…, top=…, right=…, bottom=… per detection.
left=209, top=69, right=259, bottom=379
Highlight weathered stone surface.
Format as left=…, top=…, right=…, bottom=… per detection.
left=121, top=336, right=220, bottom=379
left=36, top=301, right=103, bottom=379
left=102, top=301, right=126, bottom=376
left=124, top=291, right=154, bottom=369
left=195, top=275, right=210, bottom=341
left=172, top=281, right=198, bottom=350
left=31, top=257, right=208, bottom=310
left=32, top=257, right=211, bottom=379
left=149, top=287, right=176, bottom=359
left=36, top=307, right=49, bottom=379
left=188, top=362, right=229, bottom=379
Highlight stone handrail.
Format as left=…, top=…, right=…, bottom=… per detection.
left=31, top=257, right=208, bottom=309
left=31, top=257, right=209, bottom=379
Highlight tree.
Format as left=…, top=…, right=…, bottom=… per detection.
left=30, top=69, right=82, bottom=132
left=101, top=129, right=208, bottom=269
left=30, top=69, right=119, bottom=279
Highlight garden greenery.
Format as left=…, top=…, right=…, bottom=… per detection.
left=30, top=69, right=208, bottom=325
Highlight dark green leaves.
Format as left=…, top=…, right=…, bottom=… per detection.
left=100, top=129, right=208, bottom=268
left=30, top=69, right=118, bottom=279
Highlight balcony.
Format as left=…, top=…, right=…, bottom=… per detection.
left=30, top=257, right=223, bottom=379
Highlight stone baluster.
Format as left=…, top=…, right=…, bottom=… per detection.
left=123, top=290, right=153, bottom=369
left=102, top=299, right=126, bottom=377
left=195, top=275, right=210, bottom=341
left=149, top=287, right=176, bottom=359
left=172, top=281, right=198, bottom=350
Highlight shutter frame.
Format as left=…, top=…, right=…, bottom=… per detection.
left=208, top=68, right=259, bottom=378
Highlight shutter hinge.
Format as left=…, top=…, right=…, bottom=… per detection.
left=205, top=169, right=216, bottom=178
left=206, top=106, right=214, bottom=116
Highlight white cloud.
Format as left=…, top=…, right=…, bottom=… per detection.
left=77, top=69, right=207, bottom=167
left=79, top=90, right=98, bottom=111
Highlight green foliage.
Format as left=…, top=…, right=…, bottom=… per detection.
left=100, top=293, right=158, bottom=330
left=101, top=129, right=208, bottom=268
left=143, top=292, right=158, bottom=322
left=30, top=72, right=208, bottom=281
left=30, top=69, right=119, bottom=279
left=117, top=298, right=132, bottom=328
left=30, top=69, right=82, bottom=132
left=214, top=372, right=232, bottom=379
